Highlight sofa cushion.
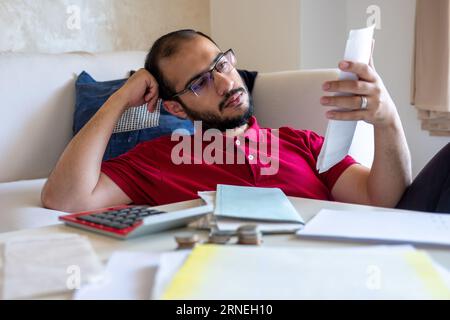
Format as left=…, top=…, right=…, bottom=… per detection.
left=74, top=71, right=193, bottom=161
left=0, top=179, right=63, bottom=233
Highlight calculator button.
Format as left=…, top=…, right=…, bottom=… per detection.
left=99, top=218, right=115, bottom=225
left=151, top=211, right=166, bottom=215
left=92, top=213, right=109, bottom=219
left=109, top=222, right=129, bottom=230
left=138, top=212, right=150, bottom=217
left=77, top=216, right=100, bottom=223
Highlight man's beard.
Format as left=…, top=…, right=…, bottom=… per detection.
left=180, top=87, right=254, bottom=132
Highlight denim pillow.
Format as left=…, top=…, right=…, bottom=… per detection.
left=74, top=71, right=194, bottom=161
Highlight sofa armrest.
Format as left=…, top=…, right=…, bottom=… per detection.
left=252, top=69, right=374, bottom=168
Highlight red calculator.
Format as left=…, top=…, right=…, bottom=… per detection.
left=59, top=199, right=213, bottom=240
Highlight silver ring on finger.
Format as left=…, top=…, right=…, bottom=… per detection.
left=360, top=96, right=368, bottom=110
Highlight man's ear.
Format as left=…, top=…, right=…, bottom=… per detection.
left=162, top=100, right=188, bottom=119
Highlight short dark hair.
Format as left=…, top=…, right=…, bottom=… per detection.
left=144, top=29, right=217, bottom=100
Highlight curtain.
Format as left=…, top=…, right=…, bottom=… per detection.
left=412, top=0, right=450, bottom=136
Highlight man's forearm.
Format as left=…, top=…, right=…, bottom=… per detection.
left=367, top=114, right=412, bottom=207
left=41, top=92, right=127, bottom=209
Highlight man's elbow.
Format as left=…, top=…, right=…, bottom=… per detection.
left=41, top=185, right=87, bottom=213
left=368, top=187, right=407, bottom=209
left=41, top=188, right=69, bottom=212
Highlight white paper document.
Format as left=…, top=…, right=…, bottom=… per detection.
left=2, top=234, right=104, bottom=299
left=74, top=250, right=190, bottom=300
left=317, top=25, right=375, bottom=173
left=297, top=209, right=450, bottom=247
left=74, top=251, right=159, bottom=300
left=162, top=244, right=450, bottom=300
left=151, top=251, right=190, bottom=299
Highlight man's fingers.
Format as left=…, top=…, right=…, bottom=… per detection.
left=321, top=95, right=370, bottom=110
left=322, top=80, right=376, bottom=95
left=147, top=98, right=158, bottom=112
left=339, top=60, right=377, bottom=82
left=145, top=91, right=154, bottom=101
left=326, top=109, right=368, bottom=121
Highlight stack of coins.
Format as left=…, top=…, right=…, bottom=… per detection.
left=175, top=233, right=200, bottom=250
left=208, top=229, right=235, bottom=245
left=237, top=224, right=262, bottom=245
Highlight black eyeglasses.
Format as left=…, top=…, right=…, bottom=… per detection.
left=171, top=49, right=237, bottom=98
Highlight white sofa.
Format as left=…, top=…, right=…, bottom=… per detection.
left=0, top=51, right=374, bottom=233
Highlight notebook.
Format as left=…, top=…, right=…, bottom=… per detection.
left=297, top=209, right=450, bottom=247
left=214, top=184, right=304, bottom=224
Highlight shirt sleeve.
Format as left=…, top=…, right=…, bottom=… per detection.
left=100, top=142, right=161, bottom=205
left=237, top=69, right=258, bottom=93
left=304, top=130, right=359, bottom=191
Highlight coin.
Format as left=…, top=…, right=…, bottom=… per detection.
left=175, top=233, right=200, bottom=249
left=237, top=225, right=262, bottom=245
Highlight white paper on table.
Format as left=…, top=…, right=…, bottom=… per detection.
left=2, top=234, right=104, bottom=299
left=74, top=251, right=160, bottom=300
left=186, top=191, right=217, bottom=230
left=151, top=250, right=190, bottom=299
left=162, top=244, right=450, bottom=300
left=297, top=209, right=450, bottom=247
left=317, top=25, right=375, bottom=173
left=197, top=191, right=216, bottom=207
left=216, top=218, right=303, bottom=234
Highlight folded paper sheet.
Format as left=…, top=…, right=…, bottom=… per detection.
left=162, top=244, right=450, bottom=300
left=317, top=25, right=375, bottom=173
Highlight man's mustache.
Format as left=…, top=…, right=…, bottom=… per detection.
left=219, top=87, right=246, bottom=112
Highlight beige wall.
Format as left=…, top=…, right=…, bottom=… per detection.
left=210, top=0, right=301, bottom=72
left=0, top=0, right=210, bottom=53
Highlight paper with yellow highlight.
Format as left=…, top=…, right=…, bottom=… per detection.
left=162, top=244, right=450, bottom=300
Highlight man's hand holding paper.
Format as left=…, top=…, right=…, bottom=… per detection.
left=321, top=56, right=399, bottom=129
left=317, top=25, right=412, bottom=209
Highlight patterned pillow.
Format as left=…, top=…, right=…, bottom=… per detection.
left=73, top=71, right=194, bottom=161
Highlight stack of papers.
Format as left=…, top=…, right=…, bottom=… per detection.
left=73, top=244, right=450, bottom=300
left=161, top=244, right=450, bottom=300
left=197, top=185, right=304, bottom=233
left=297, top=209, right=450, bottom=247
left=2, top=234, right=103, bottom=299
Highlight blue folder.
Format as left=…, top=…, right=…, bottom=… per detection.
left=214, top=184, right=305, bottom=224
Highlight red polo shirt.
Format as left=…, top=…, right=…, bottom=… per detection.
left=101, top=117, right=357, bottom=205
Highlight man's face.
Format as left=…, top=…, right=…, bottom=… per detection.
left=160, top=36, right=253, bottom=131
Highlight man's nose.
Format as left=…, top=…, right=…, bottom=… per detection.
left=213, top=71, right=234, bottom=96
